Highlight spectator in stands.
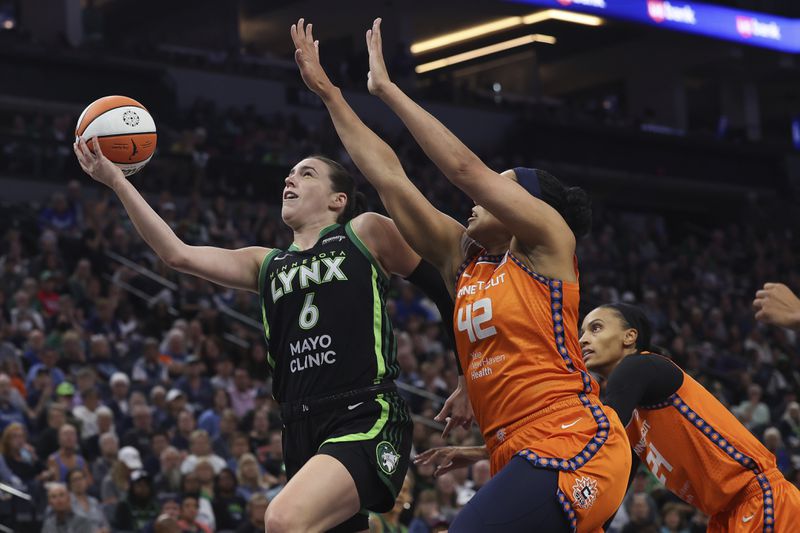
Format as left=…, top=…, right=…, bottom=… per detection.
left=235, top=493, right=269, bottom=533
left=1, top=421, right=47, bottom=487
left=132, top=337, right=170, bottom=385
left=228, top=367, right=256, bottom=418
left=235, top=452, right=269, bottom=501
left=211, top=408, right=238, bottom=459
left=102, top=445, right=141, bottom=505
left=122, top=404, right=154, bottom=457
left=42, top=481, right=93, bottom=533
left=23, top=328, right=45, bottom=366
left=180, top=472, right=216, bottom=529
left=67, top=468, right=109, bottom=533
left=181, top=429, right=227, bottom=475
left=198, top=387, right=230, bottom=438
left=211, top=467, right=246, bottom=530
left=409, top=488, right=443, bottom=533
left=659, top=502, right=691, bottom=533
left=107, top=371, right=131, bottom=422
left=153, top=445, right=183, bottom=494
left=81, top=405, right=114, bottom=462
left=25, top=345, right=64, bottom=390
left=733, top=383, right=771, bottom=432
left=171, top=408, right=196, bottom=451
left=0, top=372, right=26, bottom=431
left=623, top=492, right=659, bottom=533
left=176, top=493, right=213, bottom=533
left=40, top=192, right=79, bottom=235
left=176, top=355, right=213, bottom=411
left=763, top=426, right=793, bottom=474
left=72, top=386, right=103, bottom=439
left=162, top=388, right=189, bottom=433
left=36, top=403, right=67, bottom=460
left=780, top=401, right=800, bottom=450
left=90, top=432, right=118, bottom=490
left=47, top=423, right=91, bottom=484
left=11, top=289, right=45, bottom=338
left=113, top=469, right=159, bottom=531
left=210, top=355, right=235, bottom=391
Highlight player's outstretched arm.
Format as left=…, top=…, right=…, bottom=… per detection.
left=74, top=137, right=269, bottom=293
left=413, top=445, right=488, bottom=477
left=290, top=18, right=464, bottom=279
left=754, top=282, right=800, bottom=330
left=366, top=19, right=574, bottom=258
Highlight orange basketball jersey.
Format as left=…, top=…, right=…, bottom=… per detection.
left=627, top=368, right=780, bottom=517
left=455, top=251, right=631, bottom=531
left=454, top=251, right=597, bottom=444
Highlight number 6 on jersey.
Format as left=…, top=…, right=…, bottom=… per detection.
left=458, top=297, right=497, bottom=342
left=299, top=293, right=319, bottom=329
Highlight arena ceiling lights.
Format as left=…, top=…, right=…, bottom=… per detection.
left=415, top=34, right=557, bottom=74
left=410, top=9, right=604, bottom=55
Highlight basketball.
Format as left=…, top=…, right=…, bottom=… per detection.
left=75, top=95, right=157, bottom=176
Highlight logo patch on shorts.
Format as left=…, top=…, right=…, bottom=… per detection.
left=572, top=476, right=598, bottom=509
left=376, top=441, right=400, bottom=475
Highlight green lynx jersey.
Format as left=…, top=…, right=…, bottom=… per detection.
left=258, top=222, right=398, bottom=403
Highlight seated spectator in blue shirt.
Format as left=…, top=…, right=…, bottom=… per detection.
left=197, top=387, right=231, bottom=439
left=24, top=347, right=64, bottom=391
left=132, top=337, right=169, bottom=386
left=0, top=373, right=26, bottom=432
left=175, top=355, right=213, bottom=411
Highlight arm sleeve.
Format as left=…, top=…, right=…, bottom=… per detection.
left=604, top=354, right=684, bottom=426
left=404, top=258, right=462, bottom=375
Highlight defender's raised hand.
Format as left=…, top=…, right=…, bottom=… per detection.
left=366, top=18, right=393, bottom=96
left=290, top=18, right=335, bottom=98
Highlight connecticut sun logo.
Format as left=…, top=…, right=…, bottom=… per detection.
left=572, top=476, right=599, bottom=509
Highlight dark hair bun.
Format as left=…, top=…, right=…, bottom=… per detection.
left=564, top=186, right=592, bottom=238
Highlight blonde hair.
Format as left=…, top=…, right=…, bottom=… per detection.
left=0, top=422, right=25, bottom=457
left=236, top=453, right=265, bottom=488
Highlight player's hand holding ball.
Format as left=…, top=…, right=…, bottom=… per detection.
left=73, top=95, right=157, bottom=187
left=74, top=136, right=125, bottom=189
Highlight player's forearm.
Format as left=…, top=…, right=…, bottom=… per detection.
left=111, top=178, right=186, bottom=266
left=376, top=82, right=485, bottom=187
left=321, top=88, right=407, bottom=192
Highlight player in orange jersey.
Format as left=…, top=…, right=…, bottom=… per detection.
left=292, top=17, right=631, bottom=532
left=580, top=302, right=800, bottom=532
left=418, top=302, right=800, bottom=531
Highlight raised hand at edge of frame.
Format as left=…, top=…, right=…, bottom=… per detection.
left=73, top=136, right=125, bottom=189
left=753, top=282, right=800, bottom=331
left=366, top=18, right=393, bottom=97
left=290, top=18, right=336, bottom=99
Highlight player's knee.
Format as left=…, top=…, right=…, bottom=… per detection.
left=264, top=499, right=304, bottom=533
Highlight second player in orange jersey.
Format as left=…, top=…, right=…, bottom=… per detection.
left=580, top=303, right=800, bottom=532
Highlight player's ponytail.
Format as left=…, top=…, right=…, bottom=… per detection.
left=310, top=155, right=367, bottom=223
